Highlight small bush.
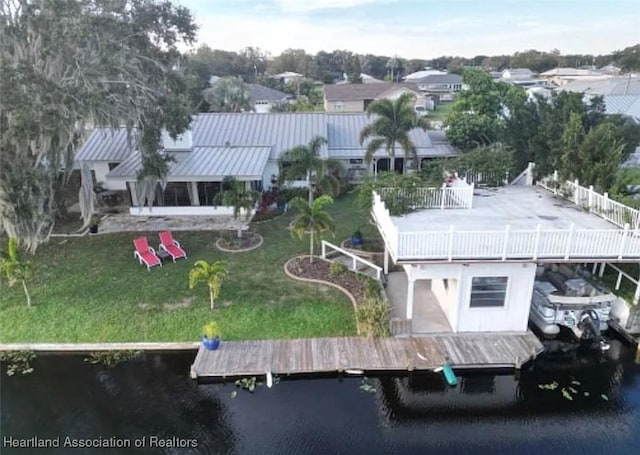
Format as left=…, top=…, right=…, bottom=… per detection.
left=329, top=261, right=348, bottom=277
left=364, top=278, right=380, bottom=299
left=251, top=209, right=283, bottom=223
left=357, top=296, right=390, bottom=337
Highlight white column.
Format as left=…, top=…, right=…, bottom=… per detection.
left=128, top=182, right=139, bottom=206
left=406, top=277, right=415, bottom=320
left=383, top=244, right=389, bottom=275
left=634, top=275, right=640, bottom=306
left=189, top=181, right=200, bottom=206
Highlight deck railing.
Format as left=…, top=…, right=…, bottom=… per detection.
left=538, top=173, right=640, bottom=230
left=377, top=179, right=474, bottom=211
left=395, top=224, right=640, bottom=261
left=321, top=241, right=382, bottom=280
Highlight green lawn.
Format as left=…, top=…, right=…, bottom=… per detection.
left=0, top=193, right=380, bottom=343
left=428, top=102, right=454, bottom=122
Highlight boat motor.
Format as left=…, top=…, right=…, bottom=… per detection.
left=578, top=310, right=610, bottom=351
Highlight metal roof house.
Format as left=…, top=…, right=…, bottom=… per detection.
left=373, top=166, right=640, bottom=335
left=75, top=112, right=457, bottom=216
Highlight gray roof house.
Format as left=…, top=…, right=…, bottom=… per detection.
left=76, top=112, right=458, bottom=215
left=323, top=82, right=424, bottom=112
left=246, top=83, right=290, bottom=113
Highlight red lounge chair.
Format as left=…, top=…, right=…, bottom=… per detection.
left=133, top=237, right=162, bottom=270
left=158, top=231, right=187, bottom=262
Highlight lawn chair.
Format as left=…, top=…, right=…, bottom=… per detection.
left=158, top=231, right=187, bottom=262
left=133, top=237, right=162, bottom=270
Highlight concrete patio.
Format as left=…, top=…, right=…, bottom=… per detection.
left=386, top=272, right=452, bottom=333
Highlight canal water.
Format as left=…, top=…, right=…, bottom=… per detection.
left=2, top=340, right=639, bottom=454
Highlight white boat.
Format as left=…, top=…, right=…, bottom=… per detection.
left=529, top=265, right=616, bottom=350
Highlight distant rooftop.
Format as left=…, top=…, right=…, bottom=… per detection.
left=324, top=82, right=420, bottom=101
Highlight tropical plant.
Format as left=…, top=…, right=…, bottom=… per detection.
left=359, top=92, right=430, bottom=172
left=188, top=260, right=229, bottom=310
left=204, top=76, right=253, bottom=112
left=278, top=136, right=343, bottom=205
left=0, top=238, right=33, bottom=307
left=202, top=321, right=220, bottom=339
left=289, top=195, right=336, bottom=263
left=356, top=295, right=391, bottom=337
left=215, top=177, right=259, bottom=238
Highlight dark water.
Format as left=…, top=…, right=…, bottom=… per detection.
left=2, top=341, right=640, bottom=455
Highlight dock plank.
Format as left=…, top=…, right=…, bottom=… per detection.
left=191, top=331, right=544, bottom=378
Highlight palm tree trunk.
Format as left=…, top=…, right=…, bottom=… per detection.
left=237, top=227, right=242, bottom=239
left=390, top=145, right=395, bottom=172
left=22, top=280, right=31, bottom=307
left=209, top=287, right=214, bottom=310
left=309, top=230, right=314, bottom=264
left=307, top=171, right=313, bottom=205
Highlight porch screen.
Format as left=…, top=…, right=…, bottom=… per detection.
left=469, top=276, right=508, bottom=308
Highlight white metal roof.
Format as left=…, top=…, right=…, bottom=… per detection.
left=107, top=146, right=271, bottom=181
left=75, top=128, right=137, bottom=162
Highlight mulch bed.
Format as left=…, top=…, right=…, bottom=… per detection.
left=217, top=231, right=262, bottom=251
left=286, top=256, right=367, bottom=302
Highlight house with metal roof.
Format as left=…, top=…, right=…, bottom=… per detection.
left=410, top=73, right=464, bottom=101
left=75, top=112, right=457, bottom=215
left=323, top=82, right=424, bottom=112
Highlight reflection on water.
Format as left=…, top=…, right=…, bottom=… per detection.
left=1, top=340, right=639, bottom=455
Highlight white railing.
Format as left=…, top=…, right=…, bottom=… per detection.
left=538, top=173, right=640, bottom=230
left=377, top=180, right=474, bottom=211
left=394, top=224, right=640, bottom=261
left=371, top=192, right=399, bottom=260
left=321, top=241, right=382, bottom=281
left=594, top=263, right=640, bottom=305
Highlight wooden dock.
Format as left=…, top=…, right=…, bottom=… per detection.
left=190, top=332, right=544, bottom=379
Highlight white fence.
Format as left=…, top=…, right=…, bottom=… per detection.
left=321, top=241, right=382, bottom=281
left=538, top=173, right=640, bottom=230
left=377, top=179, right=474, bottom=211
left=371, top=192, right=398, bottom=259
left=394, top=224, right=640, bottom=261
left=130, top=206, right=254, bottom=217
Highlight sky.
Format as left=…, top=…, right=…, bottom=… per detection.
left=177, top=0, right=639, bottom=59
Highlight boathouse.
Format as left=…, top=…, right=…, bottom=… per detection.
left=373, top=167, right=640, bottom=335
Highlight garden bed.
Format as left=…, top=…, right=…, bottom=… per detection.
left=285, top=256, right=370, bottom=303
left=216, top=231, right=263, bottom=252
left=251, top=209, right=284, bottom=224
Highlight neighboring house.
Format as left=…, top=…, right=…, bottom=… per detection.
left=411, top=73, right=464, bottom=101
left=558, top=76, right=640, bottom=123
left=403, top=68, right=447, bottom=81
left=323, top=82, right=424, bottom=112
left=75, top=113, right=457, bottom=216
left=336, top=73, right=384, bottom=84
left=539, top=67, right=612, bottom=86
left=246, top=83, right=290, bottom=113
left=270, top=71, right=303, bottom=85
left=500, top=68, right=546, bottom=87
left=372, top=172, right=640, bottom=334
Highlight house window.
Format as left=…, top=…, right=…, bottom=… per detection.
left=108, top=162, right=120, bottom=171
left=349, top=159, right=363, bottom=164
left=333, top=102, right=344, bottom=111
left=469, top=276, right=508, bottom=308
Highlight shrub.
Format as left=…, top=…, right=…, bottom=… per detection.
left=364, top=278, right=381, bottom=299
left=357, top=296, right=390, bottom=337
left=251, top=209, right=283, bottom=223
left=329, top=261, right=348, bottom=277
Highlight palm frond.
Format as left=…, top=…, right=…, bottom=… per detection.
left=365, top=138, right=386, bottom=164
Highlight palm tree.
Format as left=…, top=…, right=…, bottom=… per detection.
left=289, top=195, right=336, bottom=264
left=215, top=177, right=259, bottom=238
left=0, top=237, right=32, bottom=307
left=359, top=92, right=430, bottom=173
left=188, top=260, right=229, bottom=310
left=204, top=76, right=253, bottom=113
left=278, top=136, right=343, bottom=205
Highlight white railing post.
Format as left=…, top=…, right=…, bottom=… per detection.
left=321, top=241, right=326, bottom=259
left=588, top=185, right=594, bottom=211
left=599, top=262, right=606, bottom=278
left=447, top=225, right=455, bottom=261
left=533, top=224, right=542, bottom=260
left=634, top=277, right=640, bottom=306
left=468, top=183, right=475, bottom=208
left=383, top=244, right=389, bottom=275
left=553, top=170, right=558, bottom=194
left=603, top=192, right=609, bottom=221
left=618, top=223, right=630, bottom=260
left=441, top=183, right=446, bottom=210
left=573, top=179, right=580, bottom=205
left=616, top=270, right=623, bottom=290
left=564, top=224, right=575, bottom=260
left=502, top=224, right=511, bottom=260
left=352, top=257, right=357, bottom=271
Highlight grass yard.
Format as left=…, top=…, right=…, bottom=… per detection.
left=0, top=193, right=380, bottom=343
left=428, top=102, right=454, bottom=122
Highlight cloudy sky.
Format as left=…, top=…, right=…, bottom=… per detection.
left=177, top=0, right=639, bottom=58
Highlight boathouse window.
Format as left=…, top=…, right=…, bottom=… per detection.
left=470, top=276, right=508, bottom=308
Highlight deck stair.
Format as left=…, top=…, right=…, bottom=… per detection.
left=321, top=240, right=383, bottom=281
